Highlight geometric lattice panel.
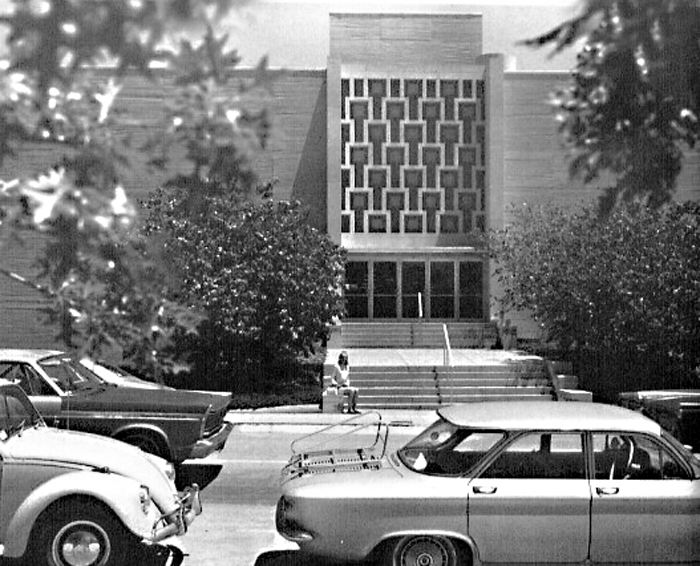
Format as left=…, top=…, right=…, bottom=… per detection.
left=340, top=77, right=487, bottom=234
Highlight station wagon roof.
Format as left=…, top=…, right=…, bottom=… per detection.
left=438, top=401, right=661, bottom=434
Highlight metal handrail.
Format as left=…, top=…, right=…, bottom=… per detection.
left=442, top=323, right=453, bottom=404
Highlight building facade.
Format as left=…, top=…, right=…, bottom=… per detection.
left=2, top=11, right=699, bottom=347
left=327, top=14, right=498, bottom=324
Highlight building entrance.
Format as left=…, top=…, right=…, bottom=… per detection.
left=345, top=258, right=484, bottom=321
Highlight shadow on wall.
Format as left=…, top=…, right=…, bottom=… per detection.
left=292, top=81, right=327, bottom=231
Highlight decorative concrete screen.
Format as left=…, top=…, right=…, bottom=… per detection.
left=340, top=77, right=487, bottom=236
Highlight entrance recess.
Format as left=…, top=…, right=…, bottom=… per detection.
left=345, top=258, right=484, bottom=320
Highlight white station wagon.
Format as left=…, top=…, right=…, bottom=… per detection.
left=277, top=401, right=700, bottom=565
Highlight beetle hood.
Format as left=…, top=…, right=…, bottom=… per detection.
left=2, top=426, right=178, bottom=511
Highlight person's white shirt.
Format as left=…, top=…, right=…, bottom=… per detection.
left=330, top=364, right=350, bottom=387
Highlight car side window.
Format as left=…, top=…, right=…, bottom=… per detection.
left=592, top=433, right=690, bottom=480
left=480, top=432, right=585, bottom=479
left=0, top=363, right=54, bottom=397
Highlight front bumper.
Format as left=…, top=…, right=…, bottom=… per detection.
left=152, top=484, right=203, bottom=542
left=189, top=421, right=233, bottom=460
left=276, top=496, right=314, bottom=543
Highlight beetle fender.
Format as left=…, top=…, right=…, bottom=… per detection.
left=3, top=470, right=157, bottom=559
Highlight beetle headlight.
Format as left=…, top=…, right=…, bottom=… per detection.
left=139, top=485, right=152, bottom=515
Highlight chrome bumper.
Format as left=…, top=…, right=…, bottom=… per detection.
left=189, top=421, right=233, bottom=459
left=152, top=484, right=203, bottom=542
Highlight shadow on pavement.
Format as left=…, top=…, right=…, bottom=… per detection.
left=175, top=462, right=223, bottom=491
left=254, top=550, right=317, bottom=566
left=254, top=550, right=378, bottom=566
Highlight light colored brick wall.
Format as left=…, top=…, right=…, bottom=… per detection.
left=0, top=70, right=327, bottom=348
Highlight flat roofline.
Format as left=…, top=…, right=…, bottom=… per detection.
left=330, top=12, right=482, bottom=19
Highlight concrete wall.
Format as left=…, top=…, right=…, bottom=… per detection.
left=329, top=13, right=483, bottom=65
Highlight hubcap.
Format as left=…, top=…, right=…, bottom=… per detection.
left=399, top=537, right=451, bottom=566
left=53, top=521, right=110, bottom=566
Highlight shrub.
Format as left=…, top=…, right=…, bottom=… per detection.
left=491, top=201, right=700, bottom=400
left=144, top=190, right=345, bottom=389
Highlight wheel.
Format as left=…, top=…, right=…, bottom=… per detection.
left=391, top=535, right=460, bottom=566
left=118, top=430, right=170, bottom=460
left=31, top=499, right=131, bottom=566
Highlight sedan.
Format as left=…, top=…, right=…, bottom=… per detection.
left=277, top=401, right=700, bottom=565
left=0, top=349, right=232, bottom=463
left=619, top=389, right=700, bottom=451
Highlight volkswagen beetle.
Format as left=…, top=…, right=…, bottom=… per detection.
left=0, top=379, right=202, bottom=565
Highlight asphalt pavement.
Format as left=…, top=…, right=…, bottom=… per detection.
left=225, top=404, right=437, bottom=430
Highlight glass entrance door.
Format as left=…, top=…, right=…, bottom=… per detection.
left=430, top=261, right=454, bottom=318
left=402, top=262, right=425, bottom=318
left=345, top=261, right=368, bottom=318
left=373, top=262, right=397, bottom=318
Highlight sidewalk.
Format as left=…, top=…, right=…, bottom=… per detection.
left=226, top=404, right=437, bottom=429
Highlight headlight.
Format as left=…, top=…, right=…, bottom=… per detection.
left=139, top=485, right=152, bottom=515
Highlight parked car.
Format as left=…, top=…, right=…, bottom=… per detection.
left=277, top=402, right=700, bottom=565
left=0, top=349, right=233, bottom=463
left=0, top=378, right=201, bottom=565
left=619, top=389, right=700, bottom=451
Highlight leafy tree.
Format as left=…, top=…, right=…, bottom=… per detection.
left=144, top=189, right=346, bottom=389
left=527, top=0, right=700, bottom=212
left=491, top=201, right=700, bottom=399
left=0, top=0, right=271, bottom=375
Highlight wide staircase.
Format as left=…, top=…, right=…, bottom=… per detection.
left=327, top=322, right=556, bottom=410
left=352, top=360, right=554, bottom=410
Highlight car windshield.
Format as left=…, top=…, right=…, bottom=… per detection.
left=397, top=418, right=505, bottom=476
left=39, top=355, right=105, bottom=394
left=0, top=383, right=43, bottom=437
left=662, top=429, right=700, bottom=477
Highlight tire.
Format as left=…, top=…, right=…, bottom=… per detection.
left=31, top=499, right=131, bottom=566
left=390, top=535, right=461, bottom=566
left=118, top=430, right=170, bottom=461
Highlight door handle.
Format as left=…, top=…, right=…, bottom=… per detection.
left=473, top=486, right=497, bottom=494
left=596, top=487, right=619, bottom=496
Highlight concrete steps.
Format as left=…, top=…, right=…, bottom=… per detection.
left=353, top=360, right=555, bottom=409
left=340, top=322, right=499, bottom=349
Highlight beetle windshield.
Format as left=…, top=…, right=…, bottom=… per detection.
left=39, top=355, right=106, bottom=393
left=0, top=383, right=43, bottom=437
left=397, top=418, right=505, bottom=476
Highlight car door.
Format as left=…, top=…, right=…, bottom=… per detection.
left=467, top=431, right=590, bottom=563
left=589, top=432, right=700, bottom=563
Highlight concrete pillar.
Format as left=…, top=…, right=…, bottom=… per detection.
left=327, top=58, right=342, bottom=245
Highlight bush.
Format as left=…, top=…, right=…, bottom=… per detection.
left=491, top=201, right=700, bottom=400
left=144, top=190, right=345, bottom=389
